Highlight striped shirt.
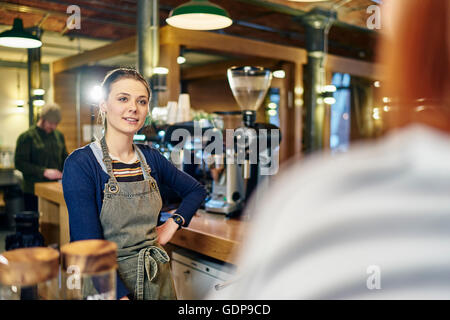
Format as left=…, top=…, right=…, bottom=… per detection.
left=93, top=140, right=145, bottom=182
left=111, top=159, right=144, bottom=182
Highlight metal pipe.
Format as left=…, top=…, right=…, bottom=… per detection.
left=27, top=27, right=43, bottom=127
left=301, top=8, right=336, bottom=153
left=137, top=0, right=159, bottom=111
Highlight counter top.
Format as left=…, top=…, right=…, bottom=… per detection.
left=170, top=209, right=247, bottom=264
left=35, top=182, right=247, bottom=264
left=35, top=181, right=65, bottom=204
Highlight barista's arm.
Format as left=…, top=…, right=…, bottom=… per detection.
left=151, top=149, right=207, bottom=227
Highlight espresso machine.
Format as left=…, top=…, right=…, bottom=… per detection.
left=205, top=66, right=281, bottom=217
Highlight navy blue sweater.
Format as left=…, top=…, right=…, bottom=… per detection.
left=62, top=143, right=207, bottom=299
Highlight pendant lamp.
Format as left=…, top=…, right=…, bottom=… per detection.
left=166, top=0, right=232, bottom=31
left=0, top=18, right=42, bottom=49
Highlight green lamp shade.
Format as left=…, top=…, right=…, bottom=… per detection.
left=166, top=0, right=232, bottom=31
left=0, top=18, right=42, bottom=49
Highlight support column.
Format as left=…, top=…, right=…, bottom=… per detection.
left=137, top=0, right=159, bottom=110
left=301, top=8, right=336, bottom=154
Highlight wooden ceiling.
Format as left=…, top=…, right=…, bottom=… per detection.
left=0, top=0, right=379, bottom=61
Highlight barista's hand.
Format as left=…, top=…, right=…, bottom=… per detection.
left=156, top=218, right=179, bottom=245
left=43, top=169, right=63, bottom=180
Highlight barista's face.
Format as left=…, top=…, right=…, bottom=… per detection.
left=100, top=78, right=149, bottom=137
left=41, top=120, right=58, bottom=134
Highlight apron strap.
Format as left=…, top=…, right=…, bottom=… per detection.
left=100, top=136, right=120, bottom=193
left=100, top=137, right=116, bottom=179
left=135, top=246, right=170, bottom=300
left=134, top=145, right=152, bottom=180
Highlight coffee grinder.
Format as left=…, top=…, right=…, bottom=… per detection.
left=204, top=112, right=246, bottom=216
left=205, top=66, right=280, bottom=217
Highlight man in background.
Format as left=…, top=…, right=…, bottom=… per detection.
left=15, top=103, right=68, bottom=211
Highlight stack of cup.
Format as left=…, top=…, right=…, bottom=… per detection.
left=166, top=101, right=178, bottom=125
left=176, top=94, right=191, bottom=123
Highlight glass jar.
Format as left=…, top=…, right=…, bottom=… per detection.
left=61, top=239, right=117, bottom=300
left=0, top=247, right=60, bottom=300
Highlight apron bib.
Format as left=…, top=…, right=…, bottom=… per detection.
left=99, top=137, right=176, bottom=300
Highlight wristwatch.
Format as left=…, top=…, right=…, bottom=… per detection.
left=170, top=214, right=184, bottom=230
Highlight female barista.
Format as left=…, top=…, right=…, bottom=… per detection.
left=62, top=68, right=207, bottom=300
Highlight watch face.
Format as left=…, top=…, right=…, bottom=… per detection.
left=173, top=216, right=183, bottom=226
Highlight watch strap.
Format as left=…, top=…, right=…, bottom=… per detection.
left=171, top=214, right=185, bottom=229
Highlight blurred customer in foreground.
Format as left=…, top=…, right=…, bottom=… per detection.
left=211, top=0, right=450, bottom=299
left=15, top=104, right=68, bottom=211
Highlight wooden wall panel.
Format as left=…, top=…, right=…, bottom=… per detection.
left=54, top=71, right=77, bottom=154
left=186, top=77, right=238, bottom=114
left=159, top=43, right=180, bottom=106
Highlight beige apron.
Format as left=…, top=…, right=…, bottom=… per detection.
left=99, top=137, right=176, bottom=300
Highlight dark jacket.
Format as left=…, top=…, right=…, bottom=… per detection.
left=15, top=125, right=68, bottom=194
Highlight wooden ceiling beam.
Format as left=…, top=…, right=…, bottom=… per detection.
left=160, top=26, right=307, bottom=64
left=325, top=54, right=384, bottom=79
left=181, top=57, right=280, bottom=81
left=52, top=36, right=136, bottom=74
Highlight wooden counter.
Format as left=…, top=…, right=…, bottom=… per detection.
left=170, top=210, right=247, bottom=264
left=34, top=182, right=247, bottom=264
left=35, top=182, right=70, bottom=248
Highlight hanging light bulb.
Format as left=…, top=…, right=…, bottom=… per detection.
left=0, top=18, right=42, bottom=49
left=32, top=88, right=45, bottom=95
left=272, top=70, right=286, bottom=79
left=324, top=97, right=336, bottom=105
left=153, top=67, right=169, bottom=75
left=166, top=0, right=232, bottom=31
left=15, top=100, right=25, bottom=108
